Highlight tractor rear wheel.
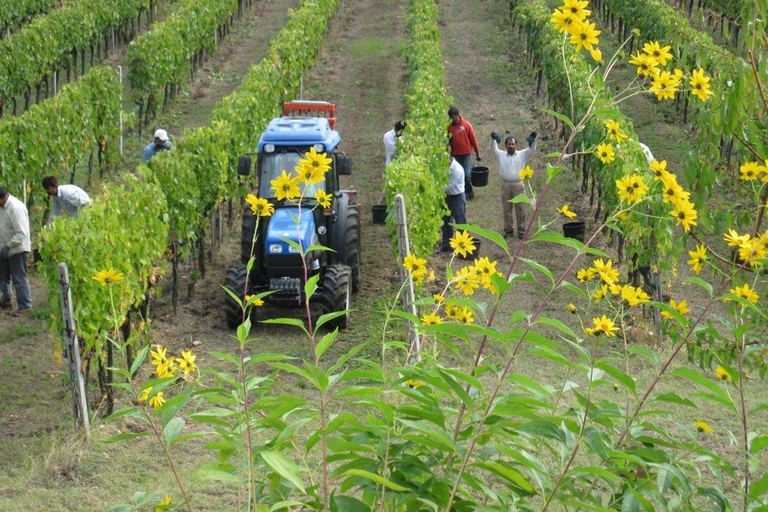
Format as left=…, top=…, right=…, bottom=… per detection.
left=344, top=205, right=361, bottom=292
left=319, top=264, right=351, bottom=330
left=241, top=208, right=255, bottom=264
left=224, top=264, right=249, bottom=329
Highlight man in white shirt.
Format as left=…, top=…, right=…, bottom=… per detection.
left=489, top=131, right=537, bottom=239
left=42, top=176, right=91, bottom=219
left=383, top=121, right=407, bottom=167
left=440, top=157, right=467, bottom=252
left=0, top=187, right=32, bottom=311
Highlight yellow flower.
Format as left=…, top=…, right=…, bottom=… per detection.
left=149, top=391, right=166, bottom=409
left=650, top=159, right=670, bottom=181
left=576, top=268, right=595, bottom=282
left=591, top=258, right=619, bottom=285
left=150, top=346, right=168, bottom=367
left=519, top=165, right=534, bottom=180
left=661, top=299, right=689, bottom=319
left=649, top=70, right=680, bottom=101
left=458, top=307, right=474, bottom=324
left=561, top=0, right=591, bottom=20
left=454, top=266, right=480, bottom=296
left=403, top=254, right=427, bottom=282
left=270, top=170, right=302, bottom=201
left=155, top=495, right=172, bottom=512
left=433, top=293, right=445, bottom=303
left=661, top=176, right=690, bottom=205
left=642, top=41, right=673, bottom=66
left=404, top=379, right=425, bottom=388
left=569, top=20, right=601, bottom=51
left=628, top=51, right=659, bottom=77
left=549, top=8, right=579, bottom=33
left=427, top=270, right=436, bottom=283
left=156, top=360, right=176, bottom=379
left=295, top=162, right=326, bottom=184
left=738, top=234, right=767, bottom=265
left=450, top=230, right=476, bottom=258
left=715, top=366, right=732, bottom=381
left=621, top=285, right=650, bottom=306
left=421, top=312, right=443, bottom=325
left=567, top=303, right=577, bottom=314
left=616, top=174, right=649, bottom=204
left=558, top=205, right=578, bottom=219
left=670, top=200, right=698, bottom=232
left=93, top=268, right=125, bottom=286
left=590, top=47, right=603, bottom=63
left=604, top=120, right=629, bottom=143
left=730, top=283, right=759, bottom=304
left=609, top=282, right=623, bottom=295
left=584, top=315, right=619, bottom=336
left=724, top=229, right=750, bottom=248
left=593, top=284, right=609, bottom=302
left=314, top=190, right=333, bottom=208
left=176, top=350, right=197, bottom=375
left=695, top=420, right=713, bottom=433
left=740, top=161, right=762, bottom=181
left=245, top=294, right=264, bottom=307
left=595, top=142, right=615, bottom=164
left=687, top=245, right=707, bottom=275
left=473, top=256, right=499, bottom=283
left=689, top=68, right=714, bottom=101
left=299, top=147, right=332, bottom=175
left=245, top=194, right=274, bottom=217
left=138, top=386, right=153, bottom=402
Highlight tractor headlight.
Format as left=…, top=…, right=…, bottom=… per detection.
left=269, top=244, right=283, bottom=254
left=313, top=143, right=325, bottom=153
left=264, top=144, right=275, bottom=153
left=288, top=245, right=300, bottom=254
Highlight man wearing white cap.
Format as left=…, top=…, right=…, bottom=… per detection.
left=142, top=128, right=173, bottom=162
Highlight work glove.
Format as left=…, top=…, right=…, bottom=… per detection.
left=476, top=155, right=482, bottom=162
left=491, top=132, right=502, bottom=143
left=0, top=246, right=9, bottom=258
left=526, top=131, right=537, bottom=146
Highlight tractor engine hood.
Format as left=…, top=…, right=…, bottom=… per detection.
left=264, top=208, right=319, bottom=275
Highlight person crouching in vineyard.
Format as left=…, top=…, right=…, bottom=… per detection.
left=489, top=131, right=536, bottom=239
left=142, top=128, right=173, bottom=163
left=440, top=157, right=468, bottom=252
left=42, top=176, right=91, bottom=221
left=0, top=187, right=32, bottom=313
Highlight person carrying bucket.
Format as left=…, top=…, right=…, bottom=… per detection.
left=489, top=130, right=537, bottom=239
left=447, top=106, right=481, bottom=200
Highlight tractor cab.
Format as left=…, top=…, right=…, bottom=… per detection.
left=225, top=101, right=360, bottom=330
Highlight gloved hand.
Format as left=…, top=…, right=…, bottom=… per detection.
left=476, top=155, right=482, bottom=162
left=491, top=132, right=502, bottom=143
left=0, top=246, right=9, bottom=258
left=526, top=131, right=537, bottom=145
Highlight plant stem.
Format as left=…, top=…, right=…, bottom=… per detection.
left=319, top=390, right=329, bottom=512
left=737, top=328, right=750, bottom=512
left=239, top=341, right=256, bottom=509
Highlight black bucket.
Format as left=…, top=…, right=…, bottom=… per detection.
left=562, top=221, right=586, bottom=242
left=458, top=238, right=481, bottom=260
left=470, top=166, right=489, bottom=187
left=372, top=204, right=387, bottom=224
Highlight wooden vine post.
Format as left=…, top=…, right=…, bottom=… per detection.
left=395, top=194, right=421, bottom=364
left=57, top=263, right=90, bottom=438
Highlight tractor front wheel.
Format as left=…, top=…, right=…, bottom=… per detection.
left=224, top=263, right=249, bottom=329
left=319, top=264, right=351, bottom=331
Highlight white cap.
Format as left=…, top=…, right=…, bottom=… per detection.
left=154, top=129, right=169, bottom=141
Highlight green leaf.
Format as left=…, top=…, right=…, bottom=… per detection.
left=100, top=432, right=150, bottom=443
left=260, top=317, right=309, bottom=336
left=332, top=496, right=370, bottom=512
left=473, top=461, right=536, bottom=494
left=546, top=163, right=563, bottom=183
left=751, top=472, right=768, bottom=497
left=668, top=367, right=733, bottom=409
left=651, top=392, right=696, bottom=408
left=341, top=469, right=409, bottom=492
left=261, top=451, right=306, bottom=493
left=519, top=257, right=554, bottom=284
left=542, top=108, right=575, bottom=130
left=509, top=194, right=533, bottom=205
left=305, top=274, right=320, bottom=301
left=684, top=277, right=713, bottom=296
left=315, top=329, right=338, bottom=360
left=595, top=361, right=636, bottom=396
left=162, top=417, right=185, bottom=446
left=130, top=345, right=150, bottom=377
left=453, top=223, right=511, bottom=257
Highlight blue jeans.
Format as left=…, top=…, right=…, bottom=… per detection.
left=0, top=252, right=32, bottom=310
left=452, top=153, right=474, bottom=199
left=442, top=193, right=467, bottom=248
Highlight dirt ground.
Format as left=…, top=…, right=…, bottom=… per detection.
left=0, top=0, right=765, bottom=509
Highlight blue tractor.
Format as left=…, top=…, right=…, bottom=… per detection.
left=224, top=101, right=360, bottom=330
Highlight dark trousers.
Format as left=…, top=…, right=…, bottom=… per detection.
left=0, top=252, right=32, bottom=310
left=442, top=193, right=467, bottom=248
left=453, top=153, right=474, bottom=199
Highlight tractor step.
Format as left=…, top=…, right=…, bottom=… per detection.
left=269, top=277, right=302, bottom=303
